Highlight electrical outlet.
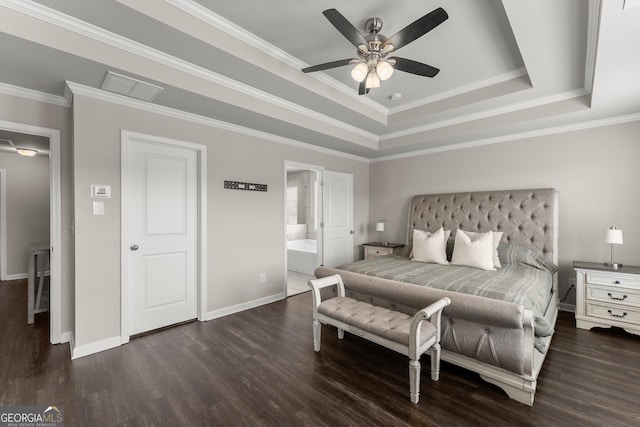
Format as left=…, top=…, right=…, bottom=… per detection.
left=259, top=273, right=266, bottom=283
left=568, top=278, right=576, bottom=288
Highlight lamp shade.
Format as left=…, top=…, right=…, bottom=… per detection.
left=605, top=226, right=623, bottom=245
left=376, top=221, right=385, bottom=232
left=376, top=60, right=394, bottom=80
left=365, top=71, right=380, bottom=88
left=351, top=62, right=368, bottom=82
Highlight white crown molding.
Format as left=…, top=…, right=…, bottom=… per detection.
left=1, top=0, right=378, bottom=143
left=164, top=0, right=389, bottom=116
left=65, top=81, right=370, bottom=163
left=372, top=111, right=640, bottom=163
left=0, top=81, right=69, bottom=107
left=388, top=68, right=529, bottom=115
left=584, top=0, right=602, bottom=96
left=380, top=88, right=590, bottom=142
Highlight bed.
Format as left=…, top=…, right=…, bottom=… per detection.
left=315, top=188, right=558, bottom=405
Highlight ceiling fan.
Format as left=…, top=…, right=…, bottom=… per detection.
left=302, top=8, right=448, bottom=95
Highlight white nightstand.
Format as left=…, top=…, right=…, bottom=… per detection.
left=362, top=243, right=404, bottom=260
left=573, top=261, right=640, bottom=336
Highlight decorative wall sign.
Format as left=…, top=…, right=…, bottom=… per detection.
left=224, top=180, right=268, bottom=192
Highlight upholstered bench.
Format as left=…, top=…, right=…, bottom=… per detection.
left=308, top=274, right=451, bottom=404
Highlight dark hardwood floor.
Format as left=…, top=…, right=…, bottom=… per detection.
left=1, top=278, right=639, bottom=426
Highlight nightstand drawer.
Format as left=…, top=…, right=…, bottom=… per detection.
left=586, top=302, right=640, bottom=325
left=586, top=285, right=640, bottom=308
left=586, top=272, right=640, bottom=289
left=366, top=246, right=393, bottom=257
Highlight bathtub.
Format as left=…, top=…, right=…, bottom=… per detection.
left=287, top=239, right=318, bottom=275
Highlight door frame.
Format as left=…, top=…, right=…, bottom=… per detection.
left=0, top=120, right=61, bottom=344
left=120, top=130, right=207, bottom=344
left=283, top=161, right=323, bottom=293
left=0, top=168, right=6, bottom=281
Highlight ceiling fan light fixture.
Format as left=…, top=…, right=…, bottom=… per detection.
left=351, top=62, right=368, bottom=82
left=376, top=60, right=394, bottom=80
left=17, top=148, right=37, bottom=157
left=365, top=71, right=380, bottom=89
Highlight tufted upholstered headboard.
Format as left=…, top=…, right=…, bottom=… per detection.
left=402, top=188, right=558, bottom=263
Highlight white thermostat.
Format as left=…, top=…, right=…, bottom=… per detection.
left=91, top=185, right=111, bottom=198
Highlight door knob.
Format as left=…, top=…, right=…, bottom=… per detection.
left=350, top=230, right=354, bottom=234
left=130, top=244, right=139, bottom=251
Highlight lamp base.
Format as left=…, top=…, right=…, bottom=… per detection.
left=604, top=262, right=622, bottom=269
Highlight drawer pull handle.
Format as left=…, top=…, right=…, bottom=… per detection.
left=614, top=280, right=621, bottom=285
left=607, top=293, right=627, bottom=301
left=607, top=309, right=627, bottom=318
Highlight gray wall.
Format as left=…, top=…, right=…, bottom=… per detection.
left=72, top=94, right=369, bottom=347
left=0, top=152, right=50, bottom=276
left=0, top=92, right=74, bottom=336
left=369, top=121, right=640, bottom=308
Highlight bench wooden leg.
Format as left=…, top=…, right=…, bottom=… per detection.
left=430, top=343, right=441, bottom=381
left=409, top=359, right=421, bottom=404
left=313, top=319, right=321, bottom=352
left=337, top=328, right=344, bottom=339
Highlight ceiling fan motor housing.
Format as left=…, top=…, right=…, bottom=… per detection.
left=365, top=17, right=383, bottom=34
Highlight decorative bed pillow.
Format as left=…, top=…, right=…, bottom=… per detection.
left=451, top=230, right=495, bottom=271
left=411, top=227, right=450, bottom=265
left=463, top=230, right=504, bottom=268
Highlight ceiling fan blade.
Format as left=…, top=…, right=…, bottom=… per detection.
left=358, top=80, right=370, bottom=95
left=390, top=57, right=440, bottom=77
left=302, top=58, right=357, bottom=73
left=323, top=9, right=367, bottom=47
left=358, top=80, right=366, bottom=95
left=382, top=7, right=448, bottom=51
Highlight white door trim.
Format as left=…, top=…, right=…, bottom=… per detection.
left=283, top=161, right=324, bottom=294
left=0, top=120, right=61, bottom=344
left=120, top=130, right=207, bottom=344
left=0, top=168, right=6, bottom=281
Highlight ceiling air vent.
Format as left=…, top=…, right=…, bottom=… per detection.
left=101, top=71, right=163, bottom=102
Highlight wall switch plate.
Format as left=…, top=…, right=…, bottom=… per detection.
left=259, top=273, right=266, bottom=283
left=92, top=201, right=105, bottom=215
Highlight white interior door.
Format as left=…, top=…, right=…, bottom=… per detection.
left=322, top=171, right=353, bottom=268
left=125, top=139, right=198, bottom=336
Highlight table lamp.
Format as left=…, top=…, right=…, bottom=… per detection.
left=376, top=220, right=388, bottom=246
left=605, top=226, right=623, bottom=269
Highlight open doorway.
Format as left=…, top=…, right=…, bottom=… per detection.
left=284, top=162, right=323, bottom=296
left=0, top=121, right=61, bottom=344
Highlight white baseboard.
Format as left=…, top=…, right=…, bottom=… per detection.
left=60, top=330, right=72, bottom=344
left=559, top=303, right=575, bottom=313
left=206, top=292, right=285, bottom=321
left=67, top=332, right=75, bottom=357
left=71, top=335, right=121, bottom=359
left=5, top=273, right=28, bottom=280
left=3, top=271, right=50, bottom=281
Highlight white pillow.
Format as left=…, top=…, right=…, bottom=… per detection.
left=411, top=227, right=450, bottom=265
left=451, top=230, right=495, bottom=271
left=463, top=230, right=503, bottom=268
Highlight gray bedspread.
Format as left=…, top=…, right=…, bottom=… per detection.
left=338, top=243, right=557, bottom=336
